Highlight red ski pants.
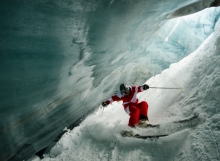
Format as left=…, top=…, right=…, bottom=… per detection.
left=127, top=101, right=148, bottom=126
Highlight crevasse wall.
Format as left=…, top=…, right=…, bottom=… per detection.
left=0, top=0, right=218, bottom=160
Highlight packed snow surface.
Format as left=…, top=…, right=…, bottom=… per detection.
left=29, top=8, right=220, bottom=161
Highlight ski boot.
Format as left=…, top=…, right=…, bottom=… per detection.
left=138, top=119, right=148, bottom=127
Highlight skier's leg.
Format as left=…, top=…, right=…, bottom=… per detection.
left=138, top=101, right=148, bottom=120
left=128, top=105, right=140, bottom=127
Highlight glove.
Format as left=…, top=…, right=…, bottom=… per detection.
left=142, top=84, right=149, bottom=90
left=102, top=101, right=109, bottom=107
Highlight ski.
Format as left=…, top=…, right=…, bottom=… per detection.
left=121, top=131, right=168, bottom=139
left=134, top=134, right=168, bottom=139
left=173, top=113, right=199, bottom=123
left=140, top=113, right=199, bottom=128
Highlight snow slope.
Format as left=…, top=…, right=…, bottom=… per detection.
left=30, top=8, right=220, bottom=161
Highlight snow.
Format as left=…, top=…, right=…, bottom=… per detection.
left=33, top=8, right=220, bottom=161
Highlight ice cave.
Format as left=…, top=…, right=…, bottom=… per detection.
left=1, top=0, right=220, bottom=161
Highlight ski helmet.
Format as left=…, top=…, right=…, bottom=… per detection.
left=120, top=83, right=130, bottom=96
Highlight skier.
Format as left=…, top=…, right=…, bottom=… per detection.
left=102, top=83, right=149, bottom=127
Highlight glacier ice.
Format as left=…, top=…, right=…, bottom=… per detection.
left=0, top=0, right=219, bottom=160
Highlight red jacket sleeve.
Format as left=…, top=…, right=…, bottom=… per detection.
left=107, top=93, right=123, bottom=104
left=134, top=85, right=144, bottom=93
left=139, top=85, right=145, bottom=93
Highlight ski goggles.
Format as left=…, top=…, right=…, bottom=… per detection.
left=121, top=88, right=130, bottom=95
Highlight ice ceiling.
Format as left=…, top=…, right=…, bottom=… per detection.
left=0, top=0, right=219, bottom=160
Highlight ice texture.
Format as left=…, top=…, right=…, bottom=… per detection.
left=0, top=0, right=219, bottom=160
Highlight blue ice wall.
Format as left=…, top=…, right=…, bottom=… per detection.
left=0, top=0, right=218, bottom=160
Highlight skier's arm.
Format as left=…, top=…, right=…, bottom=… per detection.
left=102, top=94, right=122, bottom=107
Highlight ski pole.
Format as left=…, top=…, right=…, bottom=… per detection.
left=149, top=87, right=183, bottom=90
